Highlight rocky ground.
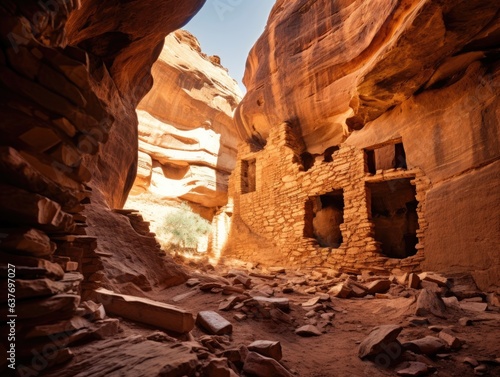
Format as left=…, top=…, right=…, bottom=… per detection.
left=41, top=260, right=500, bottom=377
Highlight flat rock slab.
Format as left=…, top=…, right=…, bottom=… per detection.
left=459, top=301, right=488, bottom=312
left=172, top=290, right=198, bottom=303
left=358, top=325, right=403, bottom=359
left=366, top=280, right=391, bottom=294
left=295, top=325, right=322, bottom=337
left=44, top=336, right=198, bottom=377
left=95, top=288, right=194, bottom=334
left=248, top=340, right=283, bottom=361
left=243, top=351, right=292, bottom=377
left=196, top=311, right=233, bottom=335
left=418, top=272, right=448, bottom=287
left=253, top=296, right=290, bottom=311
left=328, top=282, right=352, bottom=298
left=397, top=361, right=430, bottom=376
left=302, top=296, right=321, bottom=307
left=403, top=336, right=445, bottom=356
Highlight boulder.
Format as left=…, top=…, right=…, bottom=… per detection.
left=415, top=289, right=447, bottom=318
left=438, top=330, right=463, bottom=349
left=358, top=325, right=403, bottom=359
left=408, top=274, right=421, bottom=289
left=328, top=283, right=352, bottom=298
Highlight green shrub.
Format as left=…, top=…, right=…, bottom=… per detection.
left=157, top=203, right=211, bottom=251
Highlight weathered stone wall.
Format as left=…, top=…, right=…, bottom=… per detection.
left=0, top=0, right=204, bottom=371
left=222, top=60, right=499, bottom=292
left=222, top=122, right=429, bottom=274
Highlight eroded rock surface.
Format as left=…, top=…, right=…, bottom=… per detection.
left=130, top=30, right=242, bottom=209
left=235, top=0, right=499, bottom=153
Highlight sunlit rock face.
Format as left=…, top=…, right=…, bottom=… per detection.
left=235, top=0, right=499, bottom=154
left=66, top=0, right=206, bottom=208
left=130, top=30, right=243, bottom=209
left=228, top=0, right=499, bottom=291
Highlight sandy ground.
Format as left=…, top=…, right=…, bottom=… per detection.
left=45, top=260, right=500, bottom=377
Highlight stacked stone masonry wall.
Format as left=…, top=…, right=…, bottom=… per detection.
left=224, top=122, right=429, bottom=274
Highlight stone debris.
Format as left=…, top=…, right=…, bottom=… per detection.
left=328, top=282, right=352, bottom=298
left=403, top=336, right=446, bottom=356
left=358, top=324, right=403, bottom=359
left=80, top=300, right=106, bottom=320
left=204, top=357, right=239, bottom=377
left=186, top=278, right=201, bottom=287
left=415, top=289, right=447, bottom=318
left=95, top=288, right=194, bottom=333
left=253, top=296, right=290, bottom=311
left=438, top=330, right=463, bottom=349
left=302, top=296, right=321, bottom=307
left=248, top=340, right=283, bottom=361
left=197, top=311, right=233, bottom=335
left=243, top=351, right=293, bottom=377
left=408, top=273, right=421, bottom=289
left=459, top=317, right=473, bottom=326
left=459, top=301, right=488, bottom=312
left=295, top=324, right=322, bottom=336
left=396, top=361, right=431, bottom=376
left=418, top=272, right=449, bottom=287
left=366, top=279, right=391, bottom=294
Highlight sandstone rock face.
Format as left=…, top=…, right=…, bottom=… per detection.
left=130, top=30, right=242, bottom=209
left=226, top=0, right=499, bottom=291
left=0, top=1, right=204, bottom=373
left=64, top=1, right=206, bottom=209
left=235, top=0, right=499, bottom=154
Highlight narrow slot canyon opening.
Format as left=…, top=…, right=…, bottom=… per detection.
left=367, top=179, right=419, bottom=258
left=305, top=190, right=345, bottom=248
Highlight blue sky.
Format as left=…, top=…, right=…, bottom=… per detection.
left=184, top=0, right=275, bottom=92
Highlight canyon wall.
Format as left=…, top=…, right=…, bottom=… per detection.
left=0, top=0, right=205, bottom=371
left=129, top=30, right=242, bottom=214
left=235, top=0, right=499, bottom=153
left=226, top=0, right=499, bottom=291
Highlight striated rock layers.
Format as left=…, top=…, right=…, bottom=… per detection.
left=228, top=0, right=499, bottom=291
left=0, top=0, right=204, bottom=372
left=235, top=0, right=499, bottom=154
left=130, top=30, right=242, bottom=210
left=65, top=0, right=206, bottom=209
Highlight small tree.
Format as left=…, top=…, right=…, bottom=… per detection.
left=157, top=203, right=211, bottom=251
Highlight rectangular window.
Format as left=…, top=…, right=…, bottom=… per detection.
left=241, top=159, right=256, bottom=193
left=365, top=140, right=407, bottom=174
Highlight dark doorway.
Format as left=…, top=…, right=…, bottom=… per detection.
left=367, top=179, right=419, bottom=258
left=305, top=190, right=344, bottom=248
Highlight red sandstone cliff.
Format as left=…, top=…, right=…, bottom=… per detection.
left=235, top=0, right=499, bottom=154
left=129, top=30, right=242, bottom=211
left=230, top=0, right=499, bottom=291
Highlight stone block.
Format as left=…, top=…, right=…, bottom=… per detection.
left=196, top=311, right=233, bottom=335
left=95, top=288, right=194, bottom=333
